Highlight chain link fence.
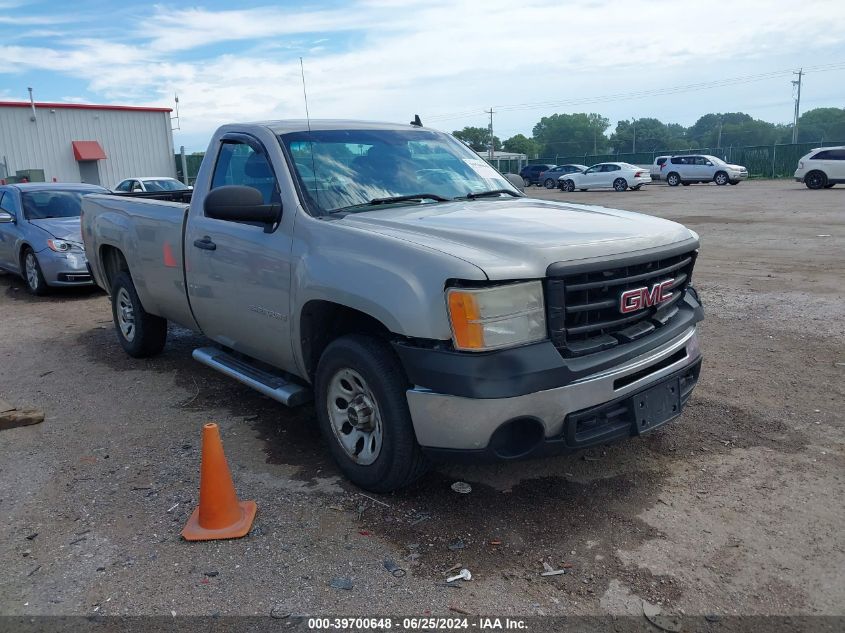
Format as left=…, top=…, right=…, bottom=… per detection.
left=529, top=141, right=844, bottom=178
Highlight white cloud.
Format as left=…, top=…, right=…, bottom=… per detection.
left=0, top=0, right=843, bottom=149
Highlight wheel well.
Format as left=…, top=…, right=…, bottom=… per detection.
left=18, top=243, right=33, bottom=269
left=300, top=300, right=391, bottom=381
left=99, top=245, right=129, bottom=290
left=807, top=169, right=827, bottom=178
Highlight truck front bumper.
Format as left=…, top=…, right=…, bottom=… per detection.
left=398, top=304, right=702, bottom=459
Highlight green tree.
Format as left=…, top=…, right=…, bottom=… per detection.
left=796, top=107, right=845, bottom=143
left=502, top=133, right=538, bottom=156
left=452, top=126, right=500, bottom=152
left=532, top=113, right=610, bottom=158
left=609, top=117, right=688, bottom=153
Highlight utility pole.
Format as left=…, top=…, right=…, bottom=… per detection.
left=717, top=119, right=722, bottom=149
left=792, top=68, right=803, bottom=144
left=485, top=108, right=494, bottom=160
left=632, top=119, right=636, bottom=153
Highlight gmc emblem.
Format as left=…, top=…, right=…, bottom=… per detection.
left=620, top=279, right=674, bottom=314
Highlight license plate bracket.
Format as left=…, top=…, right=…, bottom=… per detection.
left=631, top=376, right=682, bottom=434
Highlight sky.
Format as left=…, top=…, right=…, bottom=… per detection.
left=1, top=0, right=844, bottom=152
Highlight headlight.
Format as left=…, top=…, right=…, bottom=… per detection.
left=47, top=239, right=81, bottom=253
left=446, top=281, right=547, bottom=351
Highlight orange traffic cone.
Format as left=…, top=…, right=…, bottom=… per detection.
left=182, top=423, right=257, bottom=541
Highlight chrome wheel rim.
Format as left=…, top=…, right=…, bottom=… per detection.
left=327, top=368, right=383, bottom=465
left=715, top=173, right=727, bottom=185
left=614, top=179, right=626, bottom=191
left=116, top=287, right=136, bottom=342
left=25, top=253, right=39, bottom=290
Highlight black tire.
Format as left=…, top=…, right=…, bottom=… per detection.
left=666, top=172, right=681, bottom=187
left=522, top=177, right=531, bottom=188
left=805, top=171, right=827, bottom=190
left=110, top=271, right=167, bottom=358
left=562, top=179, right=575, bottom=192
left=681, top=182, right=691, bottom=186
left=21, top=247, right=48, bottom=296
left=315, top=334, right=429, bottom=492
left=543, top=178, right=555, bottom=189
left=631, top=185, right=642, bottom=191
left=714, top=171, right=729, bottom=186
left=613, top=178, right=628, bottom=192
left=823, top=183, right=836, bottom=188
left=729, top=180, right=739, bottom=185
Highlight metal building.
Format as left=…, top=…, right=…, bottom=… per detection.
left=0, top=101, right=175, bottom=187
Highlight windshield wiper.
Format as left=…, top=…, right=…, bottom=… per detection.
left=368, top=193, right=449, bottom=205
left=461, top=189, right=522, bottom=200
left=327, top=193, right=449, bottom=215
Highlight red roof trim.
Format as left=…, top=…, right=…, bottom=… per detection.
left=0, top=100, right=172, bottom=113
left=72, top=140, right=107, bottom=161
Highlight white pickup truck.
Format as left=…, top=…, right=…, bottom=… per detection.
left=82, top=119, right=704, bottom=492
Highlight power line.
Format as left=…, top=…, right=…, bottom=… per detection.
left=425, top=62, right=845, bottom=123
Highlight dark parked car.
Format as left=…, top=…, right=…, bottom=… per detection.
left=534, top=164, right=588, bottom=189
left=519, top=164, right=554, bottom=186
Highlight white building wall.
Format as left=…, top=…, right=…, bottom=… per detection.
left=0, top=104, right=175, bottom=187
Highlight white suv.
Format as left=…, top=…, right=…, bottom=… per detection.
left=662, top=154, right=748, bottom=186
left=794, top=146, right=845, bottom=189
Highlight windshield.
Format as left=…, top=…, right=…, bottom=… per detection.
left=279, top=128, right=520, bottom=215
left=142, top=179, right=187, bottom=191
left=22, top=189, right=101, bottom=220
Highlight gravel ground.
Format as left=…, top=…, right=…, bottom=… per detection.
left=0, top=179, right=842, bottom=618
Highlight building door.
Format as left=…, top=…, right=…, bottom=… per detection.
left=78, top=161, right=101, bottom=185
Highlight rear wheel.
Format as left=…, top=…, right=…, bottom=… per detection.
left=805, top=171, right=827, bottom=190
left=666, top=172, right=681, bottom=187
left=22, top=248, right=48, bottom=296
left=543, top=178, right=555, bottom=189
left=110, top=271, right=167, bottom=358
left=613, top=178, right=628, bottom=192
left=714, top=171, right=729, bottom=185
left=315, top=334, right=429, bottom=492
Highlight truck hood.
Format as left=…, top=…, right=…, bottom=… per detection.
left=28, top=217, right=83, bottom=244
left=338, top=197, right=696, bottom=279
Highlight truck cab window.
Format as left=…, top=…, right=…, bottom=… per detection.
left=211, top=142, right=280, bottom=205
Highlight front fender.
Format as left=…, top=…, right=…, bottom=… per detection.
left=290, top=215, right=487, bottom=375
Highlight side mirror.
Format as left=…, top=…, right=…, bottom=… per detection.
left=0, top=210, right=13, bottom=223
left=504, top=173, right=524, bottom=192
left=706, top=162, right=713, bottom=166
left=204, top=185, right=281, bottom=224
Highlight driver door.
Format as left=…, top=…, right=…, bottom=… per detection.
left=0, top=190, right=20, bottom=271
left=184, top=136, right=294, bottom=369
left=581, top=165, right=602, bottom=187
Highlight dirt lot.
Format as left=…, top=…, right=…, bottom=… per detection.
left=1, top=179, right=843, bottom=619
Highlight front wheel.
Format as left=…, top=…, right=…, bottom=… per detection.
left=666, top=172, right=681, bottom=187
left=543, top=178, right=556, bottom=189
left=22, top=248, right=48, bottom=296
left=110, top=271, right=167, bottom=358
left=805, top=171, right=827, bottom=190
left=613, top=178, right=628, bottom=192
left=562, top=179, right=575, bottom=192
left=315, top=334, right=429, bottom=492
left=714, top=171, right=729, bottom=185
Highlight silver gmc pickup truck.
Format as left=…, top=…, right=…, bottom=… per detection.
left=81, top=120, right=703, bottom=492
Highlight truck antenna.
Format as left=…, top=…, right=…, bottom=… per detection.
left=300, top=57, right=319, bottom=205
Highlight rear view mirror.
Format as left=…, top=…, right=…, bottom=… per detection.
left=204, top=185, right=282, bottom=225
left=0, top=210, right=13, bottom=223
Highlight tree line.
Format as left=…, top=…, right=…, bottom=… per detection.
left=452, top=107, right=845, bottom=158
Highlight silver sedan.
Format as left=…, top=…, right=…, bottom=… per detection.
left=0, top=183, right=107, bottom=295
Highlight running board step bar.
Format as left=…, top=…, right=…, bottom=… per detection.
left=192, top=347, right=312, bottom=407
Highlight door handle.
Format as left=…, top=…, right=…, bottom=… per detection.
left=193, top=236, right=216, bottom=251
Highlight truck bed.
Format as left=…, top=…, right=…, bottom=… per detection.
left=81, top=193, right=197, bottom=330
